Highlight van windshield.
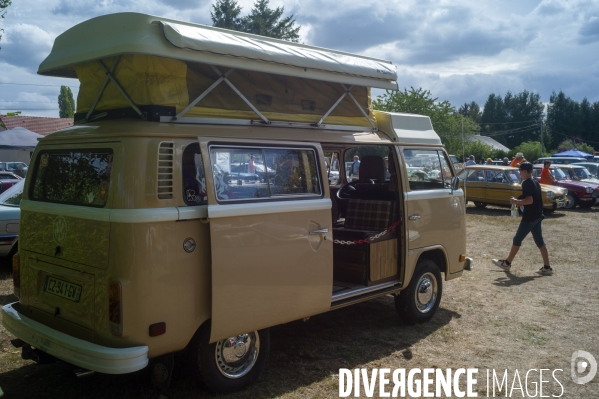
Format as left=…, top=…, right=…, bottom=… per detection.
left=31, top=149, right=113, bottom=207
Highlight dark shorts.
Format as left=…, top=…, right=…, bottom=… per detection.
left=513, top=217, right=545, bottom=247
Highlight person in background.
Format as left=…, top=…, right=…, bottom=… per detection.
left=248, top=155, right=256, bottom=174
left=502, top=157, right=510, bottom=166
left=486, top=158, right=493, bottom=165
left=510, top=153, right=524, bottom=167
left=539, top=160, right=556, bottom=185
left=15, top=164, right=26, bottom=178
left=331, top=155, right=339, bottom=171
left=492, top=162, right=553, bottom=276
left=349, top=155, right=360, bottom=180
left=464, top=155, right=476, bottom=166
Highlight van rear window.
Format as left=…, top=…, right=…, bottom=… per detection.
left=31, top=150, right=113, bottom=207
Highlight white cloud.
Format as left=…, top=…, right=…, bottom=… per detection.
left=1, top=0, right=599, bottom=119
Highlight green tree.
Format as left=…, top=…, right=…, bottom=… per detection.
left=0, top=0, right=11, bottom=47
left=458, top=101, right=481, bottom=123
left=510, top=141, right=545, bottom=163
left=211, top=0, right=243, bottom=31
left=241, top=0, right=300, bottom=41
left=555, top=138, right=595, bottom=155
left=211, top=0, right=300, bottom=42
left=58, top=86, right=75, bottom=118
left=374, top=87, right=480, bottom=158
left=462, top=140, right=495, bottom=163
left=546, top=91, right=599, bottom=150
left=480, top=90, right=544, bottom=149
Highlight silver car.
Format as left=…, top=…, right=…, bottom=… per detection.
left=0, top=179, right=24, bottom=257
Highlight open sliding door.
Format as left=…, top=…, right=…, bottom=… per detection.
left=201, top=139, right=333, bottom=342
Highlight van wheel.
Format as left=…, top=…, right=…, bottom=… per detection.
left=189, top=322, right=270, bottom=394
left=473, top=202, right=487, bottom=208
left=395, top=259, right=442, bottom=323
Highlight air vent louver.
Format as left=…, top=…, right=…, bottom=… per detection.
left=157, top=142, right=174, bottom=199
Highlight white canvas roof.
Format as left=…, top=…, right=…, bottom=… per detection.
left=39, top=12, right=398, bottom=90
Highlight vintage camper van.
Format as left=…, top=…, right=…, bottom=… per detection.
left=2, top=13, right=472, bottom=393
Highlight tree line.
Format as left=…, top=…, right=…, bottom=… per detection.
left=375, top=88, right=598, bottom=162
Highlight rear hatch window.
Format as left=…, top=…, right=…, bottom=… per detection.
left=31, top=149, right=113, bottom=207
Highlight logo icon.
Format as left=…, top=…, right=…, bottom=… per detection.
left=53, top=216, right=67, bottom=245
left=571, top=350, right=597, bottom=384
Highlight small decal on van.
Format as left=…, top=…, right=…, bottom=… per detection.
left=53, top=216, right=67, bottom=245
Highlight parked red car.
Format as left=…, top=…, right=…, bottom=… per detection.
left=532, top=165, right=599, bottom=209
left=0, top=172, right=23, bottom=194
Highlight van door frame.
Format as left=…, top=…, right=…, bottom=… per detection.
left=199, top=137, right=334, bottom=342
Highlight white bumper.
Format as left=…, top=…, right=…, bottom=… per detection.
left=2, top=302, right=148, bottom=374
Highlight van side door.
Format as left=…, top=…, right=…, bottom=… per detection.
left=201, top=139, right=333, bottom=342
left=402, top=148, right=466, bottom=276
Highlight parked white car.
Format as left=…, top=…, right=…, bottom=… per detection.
left=0, top=179, right=24, bottom=257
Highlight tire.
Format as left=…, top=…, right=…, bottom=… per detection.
left=187, top=322, right=270, bottom=394
left=395, top=259, right=443, bottom=323
left=473, top=202, right=487, bottom=208
left=564, top=191, right=578, bottom=209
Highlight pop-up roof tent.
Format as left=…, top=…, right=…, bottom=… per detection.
left=38, top=12, right=399, bottom=132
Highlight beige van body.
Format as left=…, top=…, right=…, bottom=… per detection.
left=2, top=12, right=471, bottom=394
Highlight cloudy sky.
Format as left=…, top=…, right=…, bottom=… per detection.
left=1, top=0, right=599, bottom=118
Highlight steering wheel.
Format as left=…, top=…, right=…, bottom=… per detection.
left=336, top=180, right=360, bottom=201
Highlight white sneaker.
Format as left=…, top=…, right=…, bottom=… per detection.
left=492, top=259, right=511, bottom=271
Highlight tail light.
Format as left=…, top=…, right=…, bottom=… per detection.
left=108, top=280, right=122, bottom=336
left=12, top=253, right=20, bottom=299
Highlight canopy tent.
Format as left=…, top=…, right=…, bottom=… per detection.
left=0, top=127, right=44, bottom=149
left=37, top=12, right=399, bottom=131
left=552, top=149, right=593, bottom=158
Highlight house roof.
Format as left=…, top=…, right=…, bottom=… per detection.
left=472, top=135, right=510, bottom=152
left=0, top=115, right=74, bottom=136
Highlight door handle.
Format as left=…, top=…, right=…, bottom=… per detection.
left=309, top=228, right=329, bottom=235
left=408, top=215, right=420, bottom=221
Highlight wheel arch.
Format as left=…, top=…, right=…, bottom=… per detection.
left=404, top=246, right=449, bottom=285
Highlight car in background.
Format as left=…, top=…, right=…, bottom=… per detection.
left=0, top=171, right=23, bottom=194
left=534, top=157, right=587, bottom=165
left=572, top=162, right=599, bottom=178
left=457, top=165, right=567, bottom=212
left=0, top=162, right=28, bottom=177
left=0, top=179, right=24, bottom=257
left=449, top=154, right=463, bottom=173
left=554, top=164, right=599, bottom=185
left=532, top=165, right=599, bottom=209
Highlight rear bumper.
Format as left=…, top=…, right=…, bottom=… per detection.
left=2, top=302, right=148, bottom=374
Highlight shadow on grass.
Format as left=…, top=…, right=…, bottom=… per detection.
left=0, top=296, right=460, bottom=398
left=492, top=271, right=540, bottom=287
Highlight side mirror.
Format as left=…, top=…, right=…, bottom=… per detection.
left=451, top=176, right=460, bottom=191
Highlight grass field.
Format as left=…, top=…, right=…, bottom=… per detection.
left=0, top=205, right=598, bottom=398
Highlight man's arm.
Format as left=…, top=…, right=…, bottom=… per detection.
left=511, top=196, right=533, bottom=206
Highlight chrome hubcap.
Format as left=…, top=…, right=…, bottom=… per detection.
left=215, top=332, right=260, bottom=379
left=415, top=272, right=438, bottom=313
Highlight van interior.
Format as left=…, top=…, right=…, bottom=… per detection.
left=325, top=145, right=404, bottom=305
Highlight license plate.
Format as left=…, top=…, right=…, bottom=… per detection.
left=556, top=201, right=566, bottom=208
left=44, top=276, right=82, bottom=302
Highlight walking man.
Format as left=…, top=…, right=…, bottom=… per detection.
left=492, top=162, right=554, bottom=275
